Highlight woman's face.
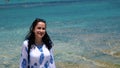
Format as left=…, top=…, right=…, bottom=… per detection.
left=33, top=22, right=46, bottom=40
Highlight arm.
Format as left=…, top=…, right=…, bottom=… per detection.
left=49, top=48, right=56, bottom=68
left=19, top=40, right=28, bottom=68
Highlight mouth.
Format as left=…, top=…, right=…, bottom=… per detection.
left=38, top=32, right=43, bottom=36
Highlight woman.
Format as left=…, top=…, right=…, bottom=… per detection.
left=20, top=18, right=56, bottom=68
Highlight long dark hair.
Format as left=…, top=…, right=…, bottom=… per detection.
left=25, top=18, right=53, bottom=67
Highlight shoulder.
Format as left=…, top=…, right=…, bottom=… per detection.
left=22, top=40, right=29, bottom=47
left=44, top=44, right=54, bottom=53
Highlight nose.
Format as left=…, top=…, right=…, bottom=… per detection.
left=40, top=28, right=45, bottom=32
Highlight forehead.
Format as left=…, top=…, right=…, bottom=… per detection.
left=36, top=22, right=46, bottom=27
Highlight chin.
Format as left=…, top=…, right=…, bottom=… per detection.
left=38, top=36, right=44, bottom=38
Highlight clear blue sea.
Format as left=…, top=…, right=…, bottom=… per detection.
left=0, top=0, right=120, bottom=68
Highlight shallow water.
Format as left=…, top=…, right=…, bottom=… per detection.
left=0, top=0, right=120, bottom=68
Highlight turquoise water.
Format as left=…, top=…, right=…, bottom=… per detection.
left=0, top=0, right=120, bottom=68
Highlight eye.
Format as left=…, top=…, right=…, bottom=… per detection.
left=37, top=27, right=45, bottom=30
left=42, top=28, right=45, bottom=30
left=37, top=27, right=41, bottom=29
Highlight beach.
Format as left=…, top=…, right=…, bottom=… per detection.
left=0, top=0, right=120, bottom=68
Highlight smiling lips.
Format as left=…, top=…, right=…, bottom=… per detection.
left=37, top=32, right=44, bottom=36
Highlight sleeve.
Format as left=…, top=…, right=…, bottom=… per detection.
left=49, top=48, right=56, bottom=68
left=19, top=40, right=28, bottom=68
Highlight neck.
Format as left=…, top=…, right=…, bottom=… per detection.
left=35, top=38, right=43, bottom=45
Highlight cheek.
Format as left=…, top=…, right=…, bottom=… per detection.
left=33, top=30, right=39, bottom=36
left=33, top=30, right=37, bottom=34
left=43, top=30, right=46, bottom=35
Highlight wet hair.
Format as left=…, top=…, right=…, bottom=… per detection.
left=25, top=18, right=53, bottom=67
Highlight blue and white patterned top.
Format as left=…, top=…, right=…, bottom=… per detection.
left=19, top=40, right=56, bottom=68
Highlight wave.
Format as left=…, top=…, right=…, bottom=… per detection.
left=0, top=0, right=106, bottom=9
left=0, top=0, right=79, bottom=8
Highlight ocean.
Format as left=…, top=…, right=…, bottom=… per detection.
left=0, top=0, right=120, bottom=68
